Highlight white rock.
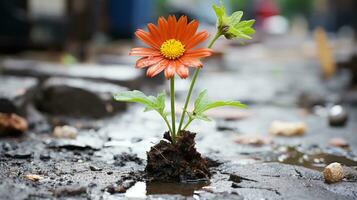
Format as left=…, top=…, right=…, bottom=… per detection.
left=24, top=174, right=43, bottom=182
left=323, top=162, right=344, bottom=183
left=53, top=125, right=77, bottom=139
left=269, top=121, right=306, bottom=136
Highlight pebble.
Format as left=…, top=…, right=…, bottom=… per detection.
left=89, top=165, right=103, bottom=171
left=24, top=174, right=44, bottom=182
left=106, top=184, right=126, bottom=194
left=328, top=138, right=349, bottom=148
left=328, top=105, right=348, bottom=127
left=323, top=162, right=344, bottom=183
left=269, top=121, right=306, bottom=136
left=0, top=113, right=28, bottom=135
left=39, top=154, right=51, bottom=160
left=53, top=125, right=78, bottom=139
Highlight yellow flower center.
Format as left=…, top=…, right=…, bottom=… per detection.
left=160, top=39, right=185, bottom=60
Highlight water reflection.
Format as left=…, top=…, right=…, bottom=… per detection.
left=125, top=181, right=210, bottom=198
left=267, top=146, right=357, bottom=171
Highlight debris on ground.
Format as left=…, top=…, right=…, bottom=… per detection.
left=89, top=165, right=103, bottom=171
left=328, top=138, right=349, bottom=148
left=269, top=121, right=306, bottom=136
left=234, top=134, right=272, bottom=146
left=0, top=113, right=28, bottom=136
left=114, top=152, right=143, bottom=167
left=24, top=174, right=43, bottom=182
left=323, top=162, right=344, bottom=183
left=53, top=125, right=78, bottom=139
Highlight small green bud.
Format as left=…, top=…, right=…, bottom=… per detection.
left=212, top=0, right=256, bottom=40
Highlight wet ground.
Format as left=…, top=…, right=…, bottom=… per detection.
left=1, top=35, right=357, bottom=199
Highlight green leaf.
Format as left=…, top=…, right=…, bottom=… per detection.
left=226, top=28, right=252, bottom=40
left=114, top=90, right=166, bottom=115
left=189, top=90, right=246, bottom=122
left=228, top=11, right=243, bottom=26
left=234, top=19, right=255, bottom=29
left=212, top=3, right=225, bottom=27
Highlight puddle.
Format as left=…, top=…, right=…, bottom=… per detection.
left=125, top=181, right=210, bottom=198
left=265, top=146, right=357, bottom=171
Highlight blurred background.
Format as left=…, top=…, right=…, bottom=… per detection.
left=0, top=0, right=356, bottom=59
left=0, top=0, right=357, bottom=123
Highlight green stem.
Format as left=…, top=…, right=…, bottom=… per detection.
left=170, top=77, right=176, bottom=143
left=207, top=31, right=222, bottom=49
left=177, top=31, right=221, bottom=133
left=162, top=115, right=172, bottom=134
left=182, top=117, right=193, bottom=130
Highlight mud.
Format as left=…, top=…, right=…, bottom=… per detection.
left=145, top=131, right=210, bottom=182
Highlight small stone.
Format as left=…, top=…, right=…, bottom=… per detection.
left=24, top=174, right=44, bottom=182
left=39, top=154, right=51, bottom=160
left=106, top=184, right=126, bottom=194
left=37, top=77, right=128, bottom=118
left=323, top=162, right=344, bottom=183
left=89, top=165, right=103, bottom=171
left=0, top=113, right=28, bottom=136
left=235, top=134, right=272, bottom=146
left=328, top=138, right=349, bottom=148
left=269, top=121, right=306, bottom=136
left=53, top=125, right=78, bottom=139
left=328, top=105, right=348, bottom=127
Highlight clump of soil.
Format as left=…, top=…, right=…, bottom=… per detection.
left=145, top=131, right=210, bottom=182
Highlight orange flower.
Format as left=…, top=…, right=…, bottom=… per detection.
left=129, top=15, right=213, bottom=79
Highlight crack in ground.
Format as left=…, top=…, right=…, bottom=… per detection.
left=232, top=184, right=281, bottom=196
left=228, top=174, right=258, bottom=183
left=294, top=168, right=303, bottom=178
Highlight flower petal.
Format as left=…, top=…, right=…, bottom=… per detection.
left=136, top=56, right=163, bottom=68
left=179, top=56, right=203, bottom=68
left=176, top=16, right=188, bottom=40
left=185, top=48, right=213, bottom=58
left=135, top=30, right=161, bottom=49
left=147, top=23, right=163, bottom=44
left=176, top=64, right=189, bottom=79
left=164, top=61, right=176, bottom=79
left=158, top=17, right=169, bottom=41
left=185, top=31, right=209, bottom=49
left=146, top=60, right=169, bottom=78
left=167, top=15, right=177, bottom=38
left=129, top=48, right=161, bottom=56
left=181, top=20, right=199, bottom=44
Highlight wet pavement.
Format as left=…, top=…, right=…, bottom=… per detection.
left=0, top=36, right=357, bottom=199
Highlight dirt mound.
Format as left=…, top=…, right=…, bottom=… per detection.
left=145, top=131, right=210, bottom=182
